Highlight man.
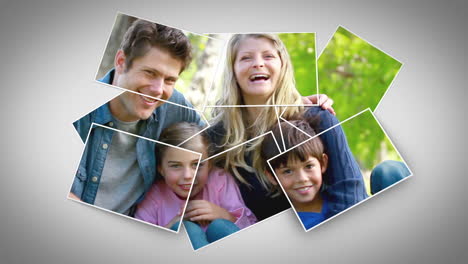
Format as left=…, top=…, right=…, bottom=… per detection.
left=69, top=19, right=335, bottom=216
left=69, top=19, right=202, bottom=216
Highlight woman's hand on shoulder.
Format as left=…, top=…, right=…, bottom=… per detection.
left=302, top=94, right=336, bottom=115
left=184, top=200, right=236, bottom=223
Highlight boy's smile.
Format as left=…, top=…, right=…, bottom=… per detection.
left=110, top=46, right=182, bottom=122
left=275, top=156, right=327, bottom=211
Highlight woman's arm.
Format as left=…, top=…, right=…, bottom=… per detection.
left=305, top=107, right=368, bottom=213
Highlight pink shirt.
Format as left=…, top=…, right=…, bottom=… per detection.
left=135, top=168, right=257, bottom=229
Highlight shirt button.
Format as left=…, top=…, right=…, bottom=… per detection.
left=108, top=122, right=114, bottom=127
left=91, top=176, right=98, bottom=182
left=102, top=143, right=108, bottom=149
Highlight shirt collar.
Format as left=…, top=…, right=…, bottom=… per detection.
left=94, top=103, right=114, bottom=125
left=99, top=69, right=115, bottom=84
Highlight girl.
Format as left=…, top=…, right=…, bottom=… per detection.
left=135, top=122, right=257, bottom=250
left=209, top=34, right=366, bottom=221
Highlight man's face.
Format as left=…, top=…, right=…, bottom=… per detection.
left=110, top=46, right=183, bottom=122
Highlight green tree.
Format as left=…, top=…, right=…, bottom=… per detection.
left=279, top=33, right=317, bottom=97
left=318, top=27, right=403, bottom=171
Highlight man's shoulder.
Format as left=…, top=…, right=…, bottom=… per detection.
left=155, top=90, right=190, bottom=116
left=97, top=69, right=114, bottom=85
left=73, top=103, right=112, bottom=142
left=168, top=89, right=191, bottom=106
left=73, top=69, right=114, bottom=142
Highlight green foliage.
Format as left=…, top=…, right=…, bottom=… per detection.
left=341, top=110, right=403, bottom=171
left=279, top=33, right=317, bottom=96
left=175, top=33, right=209, bottom=93
left=318, top=27, right=403, bottom=171
left=318, top=27, right=402, bottom=119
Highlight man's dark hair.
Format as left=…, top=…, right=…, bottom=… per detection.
left=120, top=19, right=192, bottom=73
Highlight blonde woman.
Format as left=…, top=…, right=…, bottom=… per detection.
left=209, top=34, right=365, bottom=220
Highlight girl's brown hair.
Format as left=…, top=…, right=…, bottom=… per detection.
left=156, top=122, right=213, bottom=165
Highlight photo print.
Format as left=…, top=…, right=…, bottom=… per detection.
left=68, top=123, right=208, bottom=233
left=96, top=13, right=225, bottom=112
left=182, top=130, right=283, bottom=250
left=206, top=32, right=319, bottom=110
left=266, top=108, right=412, bottom=231
left=67, top=11, right=410, bottom=252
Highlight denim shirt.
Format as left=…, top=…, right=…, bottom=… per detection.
left=71, top=69, right=203, bottom=207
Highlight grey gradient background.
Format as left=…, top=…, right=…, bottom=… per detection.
left=1, top=0, right=466, bottom=263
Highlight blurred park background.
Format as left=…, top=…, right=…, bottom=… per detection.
left=278, top=33, right=317, bottom=97
left=340, top=110, right=409, bottom=195
left=318, top=26, right=402, bottom=119
left=317, top=26, right=404, bottom=190
left=97, top=16, right=407, bottom=190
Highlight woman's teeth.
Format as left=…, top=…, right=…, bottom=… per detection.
left=180, top=184, right=192, bottom=190
left=295, top=185, right=315, bottom=194
left=141, top=95, right=158, bottom=103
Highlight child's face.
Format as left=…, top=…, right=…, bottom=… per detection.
left=159, top=147, right=210, bottom=199
left=274, top=155, right=326, bottom=209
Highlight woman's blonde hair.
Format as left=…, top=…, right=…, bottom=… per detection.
left=212, top=33, right=303, bottom=190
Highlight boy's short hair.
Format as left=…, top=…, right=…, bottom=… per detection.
left=261, top=116, right=326, bottom=172
left=120, top=19, right=192, bottom=73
